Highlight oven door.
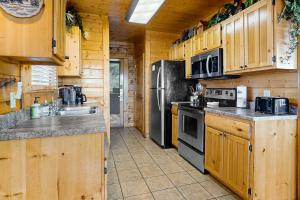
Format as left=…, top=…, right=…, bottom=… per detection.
left=178, top=108, right=205, bottom=152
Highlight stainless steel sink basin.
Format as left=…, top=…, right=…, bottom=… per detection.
left=57, top=106, right=98, bottom=116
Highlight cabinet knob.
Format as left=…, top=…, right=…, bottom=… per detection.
left=244, top=65, right=248, bottom=68
left=65, top=56, right=70, bottom=59
left=240, top=66, right=243, bottom=69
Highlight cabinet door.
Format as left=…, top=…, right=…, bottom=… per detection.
left=172, top=114, right=178, bottom=148
left=223, top=133, right=249, bottom=199
left=205, top=127, right=223, bottom=179
left=194, top=34, right=201, bottom=55
left=26, top=138, right=58, bottom=200
left=58, top=27, right=82, bottom=77
left=176, top=43, right=185, bottom=60
left=199, top=32, right=208, bottom=52
left=184, top=39, right=193, bottom=79
left=244, top=0, right=273, bottom=69
left=222, top=13, right=245, bottom=73
left=207, top=24, right=222, bottom=50
left=58, top=134, right=104, bottom=199
left=0, top=140, right=26, bottom=200
left=53, top=0, right=66, bottom=61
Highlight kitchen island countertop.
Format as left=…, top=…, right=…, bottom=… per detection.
left=0, top=111, right=106, bottom=141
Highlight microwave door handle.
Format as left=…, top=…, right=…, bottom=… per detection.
left=206, top=55, right=212, bottom=77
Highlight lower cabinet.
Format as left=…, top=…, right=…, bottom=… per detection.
left=171, top=105, right=178, bottom=148
left=205, top=113, right=297, bottom=200
left=0, top=134, right=105, bottom=200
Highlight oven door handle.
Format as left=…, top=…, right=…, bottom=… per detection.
left=206, top=55, right=212, bottom=77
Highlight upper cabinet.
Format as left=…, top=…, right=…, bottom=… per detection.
left=184, top=38, right=193, bottom=79
left=223, top=0, right=297, bottom=74
left=58, top=27, right=82, bottom=77
left=0, top=0, right=66, bottom=65
left=207, top=24, right=222, bottom=51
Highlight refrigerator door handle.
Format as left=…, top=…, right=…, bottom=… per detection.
left=157, top=67, right=161, bottom=111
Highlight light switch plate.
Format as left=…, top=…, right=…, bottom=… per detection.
left=10, top=92, right=16, bottom=108
left=263, top=90, right=271, bottom=97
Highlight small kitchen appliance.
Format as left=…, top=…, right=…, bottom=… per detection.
left=178, top=88, right=236, bottom=173
left=255, top=97, right=289, bottom=115
left=59, top=85, right=87, bottom=105
left=236, top=85, right=247, bottom=108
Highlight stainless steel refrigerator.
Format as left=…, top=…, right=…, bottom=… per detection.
left=150, top=60, right=195, bottom=148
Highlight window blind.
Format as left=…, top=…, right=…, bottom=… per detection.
left=31, top=65, right=58, bottom=88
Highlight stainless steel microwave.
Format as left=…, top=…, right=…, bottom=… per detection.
left=191, top=48, right=223, bottom=79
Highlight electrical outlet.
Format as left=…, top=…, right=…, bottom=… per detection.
left=263, top=90, right=271, bottom=97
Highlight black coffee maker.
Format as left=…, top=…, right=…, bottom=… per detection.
left=73, top=85, right=87, bottom=105
left=62, top=85, right=87, bottom=105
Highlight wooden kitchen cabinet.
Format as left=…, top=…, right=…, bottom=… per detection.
left=207, top=24, right=222, bottom=50
left=184, top=38, right=193, bottom=79
left=223, top=132, right=249, bottom=199
left=171, top=105, right=178, bottom=148
left=176, top=43, right=185, bottom=60
left=205, top=127, right=224, bottom=180
left=223, top=0, right=297, bottom=74
left=0, top=0, right=66, bottom=65
left=222, top=12, right=245, bottom=72
left=58, top=26, right=82, bottom=77
left=199, top=32, right=208, bottom=53
left=205, top=113, right=296, bottom=200
left=0, top=133, right=105, bottom=200
left=244, top=0, right=273, bottom=70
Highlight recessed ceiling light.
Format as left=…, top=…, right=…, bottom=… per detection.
left=126, top=0, right=166, bottom=24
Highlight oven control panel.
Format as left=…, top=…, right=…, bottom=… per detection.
left=205, top=88, right=236, bottom=100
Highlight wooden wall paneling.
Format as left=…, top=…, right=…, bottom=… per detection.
left=102, top=15, right=110, bottom=140
left=59, top=13, right=110, bottom=140
left=200, top=70, right=298, bottom=105
left=0, top=60, right=21, bottom=114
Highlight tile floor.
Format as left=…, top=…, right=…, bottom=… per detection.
left=108, top=127, right=242, bottom=200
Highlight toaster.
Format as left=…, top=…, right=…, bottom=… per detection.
left=255, top=97, right=289, bottom=115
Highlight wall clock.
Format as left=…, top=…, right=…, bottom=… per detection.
left=0, top=0, right=44, bottom=18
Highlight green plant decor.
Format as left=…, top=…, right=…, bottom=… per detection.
left=66, top=5, right=86, bottom=38
left=244, top=0, right=258, bottom=8
left=278, top=0, right=300, bottom=63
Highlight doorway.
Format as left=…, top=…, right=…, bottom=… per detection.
left=110, top=59, right=124, bottom=127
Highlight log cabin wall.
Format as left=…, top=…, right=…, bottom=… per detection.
left=143, top=30, right=180, bottom=137
left=59, top=13, right=110, bottom=136
left=0, top=61, right=21, bottom=114
left=199, top=70, right=298, bottom=105
left=134, top=36, right=146, bottom=135
left=110, top=41, right=136, bottom=127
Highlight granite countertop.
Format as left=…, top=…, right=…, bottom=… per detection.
left=0, top=111, right=106, bottom=141
left=204, top=107, right=297, bottom=121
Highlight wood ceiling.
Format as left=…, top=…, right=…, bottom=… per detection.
left=69, top=0, right=231, bottom=42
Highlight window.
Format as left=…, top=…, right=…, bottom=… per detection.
left=31, top=65, right=58, bottom=89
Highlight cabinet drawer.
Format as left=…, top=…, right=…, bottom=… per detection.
left=205, top=113, right=250, bottom=140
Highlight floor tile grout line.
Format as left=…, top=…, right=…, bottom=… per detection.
left=117, top=128, right=155, bottom=199
left=132, top=130, right=189, bottom=200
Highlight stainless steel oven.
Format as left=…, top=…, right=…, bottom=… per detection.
left=178, top=105, right=205, bottom=173
left=191, top=48, right=223, bottom=79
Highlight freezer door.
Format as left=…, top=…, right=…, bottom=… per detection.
left=151, top=60, right=163, bottom=89
left=150, top=88, right=165, bottom=146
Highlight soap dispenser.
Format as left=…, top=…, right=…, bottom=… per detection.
left=31, top=97, right=41, bottom=119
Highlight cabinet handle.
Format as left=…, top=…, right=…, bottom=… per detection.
left=240, top=66, right=244, bottom=69
left=244, top=65, right=248, bottom=68
left=65, top=56, right=70, bottom=59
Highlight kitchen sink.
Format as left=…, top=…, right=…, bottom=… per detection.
left=57, top=106, right=98, bottom=116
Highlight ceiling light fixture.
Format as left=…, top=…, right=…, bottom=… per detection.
left=126, top=0, right=165, bottom=24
